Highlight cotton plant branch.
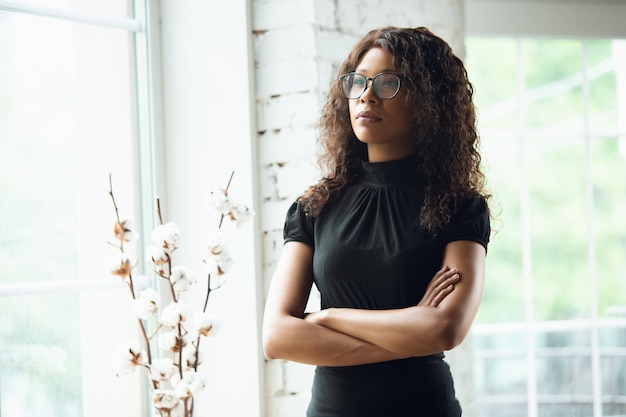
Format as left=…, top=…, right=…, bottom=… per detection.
left=108, top=174, right=157, bottom=384
left=107, top=171, right=253, bottom=417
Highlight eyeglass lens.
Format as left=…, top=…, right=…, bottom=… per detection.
left=340, top=73, right=401, bottom=99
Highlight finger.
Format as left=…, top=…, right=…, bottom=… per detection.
left=436, top=272, right=460, bottom=289
left=418, top=268, right=459, bottom=307
left=429, top=270, right=459, bottom=293
left=422, top=272, right=459, bottom=307
left=431, top=284, right=455, bottom=306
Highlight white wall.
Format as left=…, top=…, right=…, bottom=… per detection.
left=157, top=1, right=263, bottom=416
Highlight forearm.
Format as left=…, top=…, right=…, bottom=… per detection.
left=263, top=313, right=406, bottom=366
left=308, top=306, right=453, bottom=357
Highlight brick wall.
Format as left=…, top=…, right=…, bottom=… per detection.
left=251, top=1, right=467, bottom=415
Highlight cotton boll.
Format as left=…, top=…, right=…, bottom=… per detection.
left=160, top=301, right=189, bottom=327
left=110, top=341, right=147, bottom=376
left=149, top=358, right=176, bottom=382
left=131, top=288, right=160, bottom=319
left=170, top=266, right=197, bottom=293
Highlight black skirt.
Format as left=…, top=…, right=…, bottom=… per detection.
left=306, top=354, right=462, bottom=417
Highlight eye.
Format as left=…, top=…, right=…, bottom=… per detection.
left=379, top=74, right=399, bottom=88
left=352, top=75, right=366, bottom=87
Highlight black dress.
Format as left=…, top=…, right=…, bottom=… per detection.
left=283, top=154, right=490, bottom=417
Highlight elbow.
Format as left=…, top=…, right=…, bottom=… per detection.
left=436, top=318, right=470, bottom=351
left=262, top=336, right=280, bottom=360
left=262, top=328, right=279, bottom=360
left=262, top=320, right=287, bottom=360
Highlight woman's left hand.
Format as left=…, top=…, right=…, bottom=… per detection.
left=417, top=266, right=460, bottom=307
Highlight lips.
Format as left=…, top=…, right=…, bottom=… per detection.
left=356, top=111, right=382, bottom=123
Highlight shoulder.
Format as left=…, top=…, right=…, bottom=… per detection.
left=283, top=199, right=315, bottom=247
left=442, top=195, right=491, bottom=249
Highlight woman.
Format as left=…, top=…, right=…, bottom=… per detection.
left=262, top=26, right=491, bottom=417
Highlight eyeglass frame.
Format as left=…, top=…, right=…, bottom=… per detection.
left=338, top=71, right=404, bottom=100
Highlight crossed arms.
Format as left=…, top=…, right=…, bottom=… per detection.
left=262, top=240, right=486, bottom=367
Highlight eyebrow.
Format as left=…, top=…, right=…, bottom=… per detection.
left=355, top=68, right=397, bottom=74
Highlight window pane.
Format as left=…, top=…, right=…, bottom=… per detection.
left=600, top=327, right=626, bottom=404
left=522, top=40, right=585, bottom=133
left=474, top=331, right=527, bottom=397
left=593, top=141, right=626, bottom=319
left=0, top=9, right=142, bottom=417
left=467, top=37, right=525, bottom=323
left=535, top=330, right=592, bottom=398
left=467, top=38, right=520, bottom=130
left=2, top=294, right=82, bottom=416
left=536, top=354, right=592, bottom=396
left=476, top=147, right=524, bottom=323
left=593, top=40, right=626, bottom=321
left=477, top=145, right=525, bottom=323
left=476, top=355, right=527, bottom=396
left=0, top=11, right=135, bottom=280
left=0, top=13, right=78, bottom=286
left=527, top=137, right=590, bottom=320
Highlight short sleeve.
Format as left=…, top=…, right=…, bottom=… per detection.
left=283, top=200, right=315, bottom=247
left=441, top=197, right=491, bottom=251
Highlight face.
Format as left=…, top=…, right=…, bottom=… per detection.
left=348, top=47, right=414, bottom=162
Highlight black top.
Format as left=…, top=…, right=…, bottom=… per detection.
left=282, top=154, right=491, bottom=416
left=284, top=153, right=490, bottom=311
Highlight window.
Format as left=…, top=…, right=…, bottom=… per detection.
left=465, top=34, right=626, bottom=417
left=0, top=1, right=153, bottom=416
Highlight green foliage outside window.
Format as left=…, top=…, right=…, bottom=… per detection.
left=466, top=38, right=626, bottom=323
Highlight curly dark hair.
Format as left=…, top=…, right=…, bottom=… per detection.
left=300, top=26, right=490, bottom=234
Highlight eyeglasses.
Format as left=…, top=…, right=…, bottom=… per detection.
left=339, top=72, right=402, bottom=100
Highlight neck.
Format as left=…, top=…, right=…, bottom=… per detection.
left=366, top=144, right=416, bottom=163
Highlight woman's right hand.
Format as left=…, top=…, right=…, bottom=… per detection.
left=417, top=267, right=460, bottom=307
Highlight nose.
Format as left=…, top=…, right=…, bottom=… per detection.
left=360, top=79, right=379, bottom=103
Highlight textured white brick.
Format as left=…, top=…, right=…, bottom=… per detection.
left=311, top=0, right=336, bottom=28
left=315, top=29, right=360, bottom=62
left=263, top=263, right=278, bottom=296
left=262, top=233, right=320, bottom=304
left=255, top=57, right=319, bottom=98
left=277, top=160, right=318, bottom=197
left=252, top=0, right=316, bottom=29
left=266, top=359, right=315, bottom=397
left=331, top=0, right=465, bottom=55
left=334, top=0, right=426, bottom=32
left=260, top=199, right=293, bottom=232
left=265, top=360, right=314, bottom=417
left=262, top=228, right=285, bottom=268
left=256, top=91, right=321, bottom=132
left=258, top=160, right=316, bottom=205
left=257, top=127, right=317, bottom=166
left=315, top=58, right=341, bottom=95
left=254, top=25, right=317, bottom=65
